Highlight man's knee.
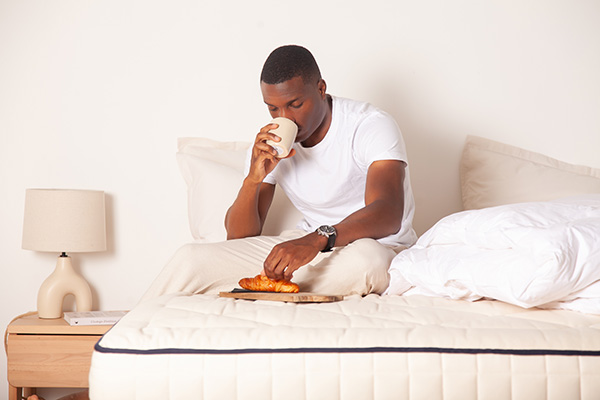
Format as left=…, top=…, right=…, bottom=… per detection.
left=339, top=239, right=395, bottom=294
left=344, top=238, right=396, bottom=272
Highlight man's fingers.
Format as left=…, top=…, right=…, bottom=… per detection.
left=283, top=265, right=298, bottom=281
left=264, top=247, right=292, bottom=280
left=256, top=124, right=280, bottom=142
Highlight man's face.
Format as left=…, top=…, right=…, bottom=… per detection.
left=260, top=76, right=328, bottom=144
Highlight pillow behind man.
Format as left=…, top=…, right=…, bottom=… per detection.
left=460, top=135, right=600, bottom=210
left=176, top=137, right=302, bottom=243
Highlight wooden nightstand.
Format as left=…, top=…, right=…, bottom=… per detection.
left=6, top=313, right=111, bottom=400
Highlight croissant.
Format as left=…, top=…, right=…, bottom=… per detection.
left=239, top=275, right=299, bottom=293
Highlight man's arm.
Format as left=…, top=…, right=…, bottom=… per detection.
left=264, top=159, right=405, bottom=280
left=335, top=159, right=405, bottom=245
left=225, top=180, right=275, bottom=239
left=225, top=123, right=292, bottom=239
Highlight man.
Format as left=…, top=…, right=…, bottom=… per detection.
left=142, top=45, right=415, bottom=299
left=225, top=45, right=416, bottom=293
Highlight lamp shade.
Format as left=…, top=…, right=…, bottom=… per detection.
left=22, top=189, right=107, bottom=253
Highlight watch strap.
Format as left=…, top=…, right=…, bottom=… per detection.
left=316, top=225, right=337, bottom=252
left=324, top=233, right=335, bottom=252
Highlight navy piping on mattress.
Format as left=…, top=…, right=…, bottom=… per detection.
left=94, top=342, right=600, bottom=357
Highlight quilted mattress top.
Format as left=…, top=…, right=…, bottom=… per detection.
left=95, top=293, right=600, bottom=356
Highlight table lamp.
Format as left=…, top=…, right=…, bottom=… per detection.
left=22, top=189, right=107, bottom=319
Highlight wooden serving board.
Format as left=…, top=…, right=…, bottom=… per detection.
left=219, top=290, right=343, bottom=303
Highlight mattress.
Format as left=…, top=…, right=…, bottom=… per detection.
left=89, top=293, right=600, bottom=400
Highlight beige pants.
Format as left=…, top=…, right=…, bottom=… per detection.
left=141, top=230, right=399, bottom=301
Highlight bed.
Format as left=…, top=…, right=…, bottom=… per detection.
left=89, top=136, right=600, bottom=400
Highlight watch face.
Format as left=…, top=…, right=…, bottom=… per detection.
left=319, top=225, right=336, bottom=236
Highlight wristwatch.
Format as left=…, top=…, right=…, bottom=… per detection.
left=316, top=225, right=337, bottom=252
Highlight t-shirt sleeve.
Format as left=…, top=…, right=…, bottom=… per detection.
left=352, top=111, right=408, bottom=170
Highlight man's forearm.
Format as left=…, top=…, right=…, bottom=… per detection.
left=224, top=178, right=265, bottom=239
left=328, top=159, right=407, bottom=249
left=333, top=198, right=404, bottom=248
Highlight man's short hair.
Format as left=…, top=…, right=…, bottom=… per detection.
left=260, top=45, right=321, bottom=85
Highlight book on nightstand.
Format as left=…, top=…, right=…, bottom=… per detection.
left=63, top=310, right=128, bottom=326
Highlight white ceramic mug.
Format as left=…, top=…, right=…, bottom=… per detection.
left=266, top=117, right=298, bottom=158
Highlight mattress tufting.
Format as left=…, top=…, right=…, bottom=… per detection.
left=89, top=293, right=600, bottom=400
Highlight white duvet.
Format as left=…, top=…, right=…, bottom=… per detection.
left=386, top=195, right=600, bottom=314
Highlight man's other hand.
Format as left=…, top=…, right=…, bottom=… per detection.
left=263, top=233, right=326, bottom=281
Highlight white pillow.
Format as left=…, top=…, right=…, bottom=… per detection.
left=177, top=137, right=301, bottom=242
left=386, top=195, right=600, bottom=313
left=460, top=135, right=600, bottom=210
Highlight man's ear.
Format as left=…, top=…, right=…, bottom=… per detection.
left=317, top=79, right=327, bottom=98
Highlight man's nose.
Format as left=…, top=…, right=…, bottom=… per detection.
left=275, top=111, right=293, bottom=122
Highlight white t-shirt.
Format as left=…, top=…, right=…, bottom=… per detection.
left=253, top=96, right=417, bottom=247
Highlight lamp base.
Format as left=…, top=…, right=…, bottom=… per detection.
left=37, top=254, right=93, bottom=319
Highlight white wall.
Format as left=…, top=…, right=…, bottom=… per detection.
left=1, top=1, right=599, bottom=398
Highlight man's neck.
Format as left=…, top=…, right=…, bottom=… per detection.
left=301, top=95, right=333, bottom=148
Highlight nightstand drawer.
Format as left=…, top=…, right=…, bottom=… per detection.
left=7, top=334, right=101, bottom=387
